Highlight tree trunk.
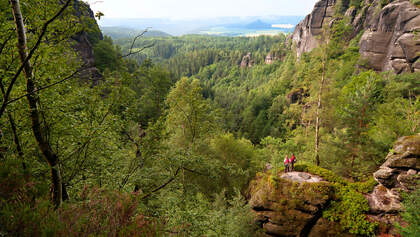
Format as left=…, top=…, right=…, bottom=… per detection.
left=314, top=54, right=326, bottom=166
left=10, top=0, right=63, bottom=207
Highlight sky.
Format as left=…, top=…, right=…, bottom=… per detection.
left=88, top=0, right=319, bottom=19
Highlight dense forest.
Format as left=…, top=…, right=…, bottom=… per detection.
left=0, top=0, right=419, bottom=236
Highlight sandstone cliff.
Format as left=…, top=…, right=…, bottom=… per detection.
left=71, top=0, right=103, bottom=83
left=290, top=0, right=420, bottom=73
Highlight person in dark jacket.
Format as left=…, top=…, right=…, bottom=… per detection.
left=290, top=153, right=297, bottom=171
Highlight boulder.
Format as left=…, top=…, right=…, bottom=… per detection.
left=368, top=133, right=420, bottom=215
left=366, top=185, right=402, bottom=213
left=248, top=172, right=337, bottom=236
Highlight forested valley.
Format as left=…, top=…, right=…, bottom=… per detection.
left=0, top=0, right=419, bottom=236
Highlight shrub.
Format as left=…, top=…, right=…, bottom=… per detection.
left=396, top=184, right=420, bottom=236
left=294, top=163, right=378, bottom=235
left=0, top=162, right=159, bottom=237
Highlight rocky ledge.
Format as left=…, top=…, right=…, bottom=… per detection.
left=248, top=172, right=350, bottom=237
left=366, top=133, right=420, bottom=232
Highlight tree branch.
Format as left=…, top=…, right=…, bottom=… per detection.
left=5, top=63, right=89, bottom=105
left=121, top=27, right=154, bottom=58
left=0, top=0, right=72, bottom=119
left=141, top=168, right=181, bottom=200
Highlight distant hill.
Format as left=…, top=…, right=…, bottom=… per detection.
left=97, top=16, right=304, bottom=36
left=244, top=20, right=272, bottom=29
left=101, top=27, right=171, bottom=39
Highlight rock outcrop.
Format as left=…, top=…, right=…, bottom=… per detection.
left=359, top=0, right=420, bottom=73
left=71, top=0, right=103, bottom=83
left=248, top=172, right=350, bottom=237
left=366, top=133, right=420, bottom=233
left=290, top=0, right=420, bottom=74
left=241, top=53, right=254, bottom=68
left=289, top=0, right=337, bottom=58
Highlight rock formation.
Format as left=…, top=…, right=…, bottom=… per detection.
left=241, top=53, right=254, bottom=68
left=248, top=172, right=350, bottom=237
left=289, top=0, right=337, bottom=58
left=248, top=134, right=419, bottom=236
left=366, top=133, right=420, bottom=233
left=358, top=0, right=420, bottom=73
left=265, top=53, right=276, bottom=64
left=290, top=0, right=420, bottom=74
left=71, top=0, right=103, bottom=83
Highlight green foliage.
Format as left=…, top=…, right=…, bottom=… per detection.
left=166, top=77, right=217, bottom=147
left=411, top=0, right=420, bottom=7
left=323, top=185, right=377, bottom=235
left=396, top=185, right=420, bottom=236
left=93, top=36, right=122, bottom=72
left=294, top=163, right=377, bottom=235
left=1, top=0, right=418, bottom=236
left=350, top=0, right=362, bottom=9
left=157, top=189, right=257, bottom=236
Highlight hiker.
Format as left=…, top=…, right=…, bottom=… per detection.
left=284, top=155, right=290, bottom=173
left=290, top=153, right=297, bottom=171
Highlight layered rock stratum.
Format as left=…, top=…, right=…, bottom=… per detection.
left=290, top=0, right=420, bottom=73
left=248, top=172, right=351, bottom=237
left=366, top=134, right=420, bottom=233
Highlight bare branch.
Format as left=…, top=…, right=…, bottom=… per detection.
left=121, top=43, right=155, bottom=58
left=121, top=27, right=154, bottom=58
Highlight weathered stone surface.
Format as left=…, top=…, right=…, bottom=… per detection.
left=366, top=185, right=402, bottom=213
left=374, top=167, right=397, bottom=188
left=368, top=133, right=420, bottom=216
left=289, top=0, right=337, bottom=58
left=407, top=169, right=417, bottom=175
left=281, top=171, right=324, bottom=183
left=359, top=1, right=420, bottom=73
left=290, top=0, right=420, bottom=73
left=397, top=172, right=420, bottom=190
left=248, top=172, right=335, bottom=236
left=394, top=134, right=420, bottom=156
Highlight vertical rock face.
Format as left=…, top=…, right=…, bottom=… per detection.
left=359, top=1, right=420, bottom=73
left=290, top=0, right=420, bottom=74
left=290, top=0, right=337, bottom=58
left=71, top=0, right=103, bottom=83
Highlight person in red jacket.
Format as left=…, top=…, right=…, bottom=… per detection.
left=284, top=155, right=290, bottom=173
left=290, top=153, right=297, bottom=171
